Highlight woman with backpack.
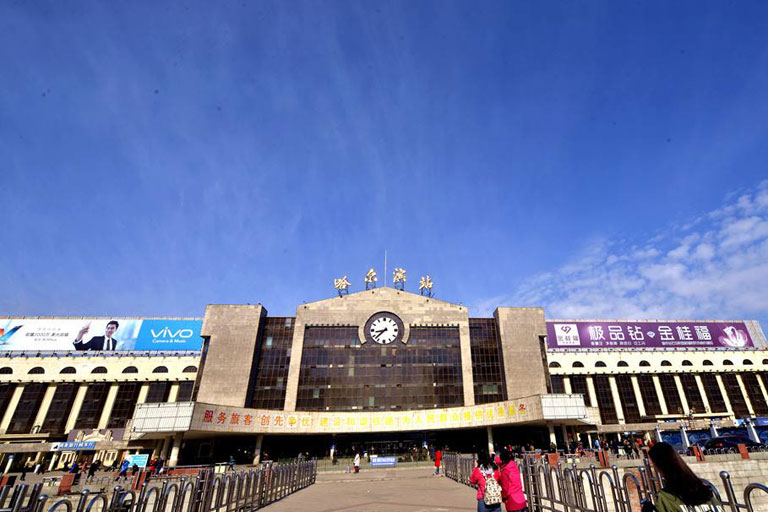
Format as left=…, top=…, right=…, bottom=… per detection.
left=643, top=442, right=721, bottom=512
left=469, top=453, right=502, bottom=512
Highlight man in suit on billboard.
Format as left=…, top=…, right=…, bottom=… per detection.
left=73, top=320, right=120, bottom=351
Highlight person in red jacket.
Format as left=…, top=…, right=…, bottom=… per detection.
left=470, top=453, right=502, bottom=512
left=498, top=447, right=527, bottom=512
left=434, top=448, right=442, bottom=475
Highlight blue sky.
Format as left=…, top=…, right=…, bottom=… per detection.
left=2, top=1, right=768, bottom=327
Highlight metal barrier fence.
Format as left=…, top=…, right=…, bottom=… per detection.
left=0, top=460, right=316, bottom=512
left=444, top=452, right=768, bottom=512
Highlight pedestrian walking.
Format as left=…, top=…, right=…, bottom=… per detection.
left=498, top=448, right=527, bottom=512
left=116, top=459, right=130, bottom=481
left=470, top=453, right=502, bottom=512
left=434, top=447, right=442, bottom=475
left=353, top=452, right=360, bottom=474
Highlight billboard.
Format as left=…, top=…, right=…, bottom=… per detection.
left=547, top=321, right=754, bottom=350
left=0, top=318, right=203, bottom=352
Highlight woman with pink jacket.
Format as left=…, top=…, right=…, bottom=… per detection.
left=499, top=448, right=527, bottom=512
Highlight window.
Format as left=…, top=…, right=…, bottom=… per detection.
left=75, top=383, right=110, bottom=429
left=28, top=367, right=44, bottom=374
left=661, top=361, right=672, bottom=367
left=723, top=360, right=733, bottom=366
left=107, top=383, right=141, bottom=428
left=740, top=373, right=768, bottom=416
left=146, top=382, right=171, bottom=403
left=699, top=374, right=727, bottom=413
left=248, top=317, right=295, bottom=410
left=572, top=362, right=584, bottom=368
left=682, top=360, right=693, bottom=366
left=122, top=366, right=138, bottom=374
left=183, top=366, right=198, bottom=373
left=703, top=360, right=713, bottom=366
left=60, top=367, right=76, bottom=374
left=678, top=374, right=704, bottom=413
left=469, top=319, right=506, bottom=404
left=595, top=361, right=607, bottom=368
left=152, top=366, right=169, bottom=374
left=0, top=367, right=11, bottom=375
left=7, top=383, right=47, bottom=434
left=639, top=361, right=650, bottom=367
left=91, top=367, right=107, bottom=374
left=617, top=361, right=629, bottom=367
left=176, top=381, right=195, bottom=402
left=615, top=375, right=641, bottom=423
left=42, top=383, right=79, bottom=434
left=569, top=375, right=591, bottom=406
left=721, top=374, right=749, bottom=418
left=548, top=362, right=561, bottom=368
left=743, top=359, right=753, bottom=366
left=550, top=375, right=565, bottom=394
left=637, top=375, right=662, bottom=416
left=593, top=375, right=618, bottom=424
left=658, top=375, right=682, bottom=414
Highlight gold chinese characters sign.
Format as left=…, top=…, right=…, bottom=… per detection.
left=190, top=398, right=544, bottom=435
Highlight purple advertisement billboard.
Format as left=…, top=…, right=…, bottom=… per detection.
left=547, top=321, right=754, bottom=350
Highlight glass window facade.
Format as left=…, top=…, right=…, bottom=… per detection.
left=7, top=383, right=47, bottom=434
left=678, top=374, right=705, bottom=413
left=296, top=325, right=463, bottom=411
left=658, top=375, right=682, bottom=414
left=107, top=383, right=142, bottom=428
left=176, top=381, right=195, bottom=402
left=569, top=375, right=590, bottom=406
left=75, top=383, right=110, bottom=429
left=550, top=375, right=565, bottom=394
left=593, top=375, right=618, bottom=424
left=700, top=374, right=727, bottom=413
left=615, top=375, right=641, bottom=423
left=469, top=318, right=506, bottom=404
left=721, top=373, right=750, bottom=418
left=42, top=384, right=79, bottom=434
left=248, top=317, right=294, bottom=410
left=146, top=382, right=171, bottom=403
left=637, top=375, right=662, bottom=416
left=740, top=373, right=768, bottom=416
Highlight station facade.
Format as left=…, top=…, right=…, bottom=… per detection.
left=1, top=286, right=767, bottom=469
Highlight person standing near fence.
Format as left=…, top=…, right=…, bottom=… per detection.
left=470, top=453, right=502, bottom=512
left=353, top=452, right=360, bottom=473
left=643, top=442, right=721, bottom=512
left=498, top=448, right=527, bottom=512
left=434, top=448, right=442, bottom=475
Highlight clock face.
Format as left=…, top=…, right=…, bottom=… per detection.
left=364, top=312, right=404, bottom=345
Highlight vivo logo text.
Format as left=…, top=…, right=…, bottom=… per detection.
left=151, top=328, right=195, bottom=339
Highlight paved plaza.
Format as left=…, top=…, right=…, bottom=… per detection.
left=265, top=466, right=476, bottom=512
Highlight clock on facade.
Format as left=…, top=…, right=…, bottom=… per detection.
left=364, top=312, right=405, bottom=345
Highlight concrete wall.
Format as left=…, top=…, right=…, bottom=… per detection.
left=494, top=308, right=549, bottom=399
left=197, top=304, right=266, bottom=407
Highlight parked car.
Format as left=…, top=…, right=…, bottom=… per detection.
left=703, top=436, right=762, bottom=451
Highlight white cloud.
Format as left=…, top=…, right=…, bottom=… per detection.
left=477, top=180, right=768, bottom=324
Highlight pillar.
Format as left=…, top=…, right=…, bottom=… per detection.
left=586, top=377, right=598, bottom=409
left=715, top=375, right=734, bottom=418
left=756, top=373, right=768, bottom=407
left=48, top=452, right=60, bottom=471
left=487, top=426, right=495, bottom=455
left=652, top=376, right=669, bottom=415
left=168, top=383, right=180, bottom=402
left=169, top=433, right=183, bottom=467
left=547, top=423, right=557, bottom=446
left=0, top=385, right=25, bottom=433
left=252, top=434, right=264, bottom=464
left=97, top=384, right=120, bottom=429
left=630, top=376, right=646, bottom=418
left=674, top=375, right=690, bottom=414
left=735, top=374, right=755, bottom=416
left=561, top=425, right=569, bottom=446
left=65, top=385, right=89, bottom=432
left=608, top=377, right=625, bottom=423
left=33, top=385, right=57, bottom=431
left=4, top=456, right=13, bottom=474
left=695, top=375, right=711, bottom=413
left=160, top=436, right=172, bottom=460
left=563, top=377, right=572, bottom=394
left=137, top=384, right=150, bottom=404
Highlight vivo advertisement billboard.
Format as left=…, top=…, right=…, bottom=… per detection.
left=0, top=318, right=203, bottom=352
left=547, top=321, right=754, bottom=350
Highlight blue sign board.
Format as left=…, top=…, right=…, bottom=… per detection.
left=370, top=456, right=397, bottom=467
left=135, top=320, right=203, bottom=351
left=125, top=454, right=150, bottom=468
left=53, top=441, right=96, bottom=451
